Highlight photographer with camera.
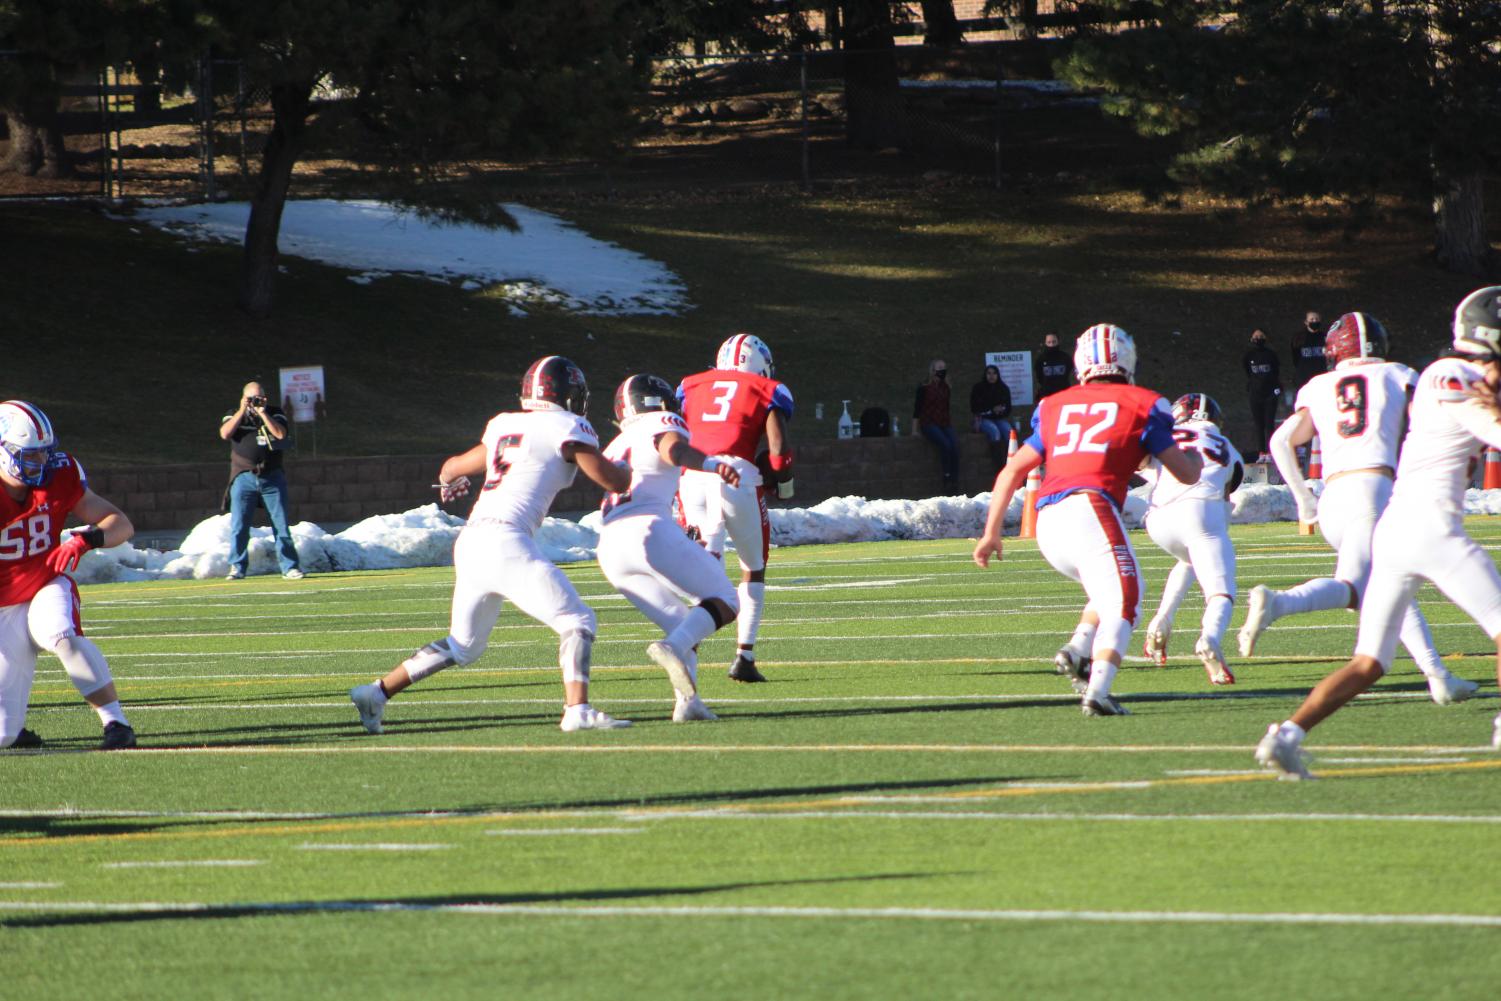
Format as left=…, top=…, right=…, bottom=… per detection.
left=219, top=380, right=303, bottom=580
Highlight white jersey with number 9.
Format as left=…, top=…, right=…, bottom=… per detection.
left=1294, top=360, right=1417, bottom=477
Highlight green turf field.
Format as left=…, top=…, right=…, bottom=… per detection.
left=5, top=521, right=1501, bottom=999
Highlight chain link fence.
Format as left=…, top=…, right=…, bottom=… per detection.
left=2, top=43, right=1095, bottom=200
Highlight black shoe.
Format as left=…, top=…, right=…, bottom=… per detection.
left=100, top=721, right=137, bottom=750
left=10, top=728, right=42, bottom=749
left=728, top=655, right=767, bottom=683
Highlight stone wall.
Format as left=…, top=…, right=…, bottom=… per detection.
left=86, top=432, right=1008, bottom=534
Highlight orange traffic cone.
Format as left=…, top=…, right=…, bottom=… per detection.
left=1485, top=447, right=1501, bottom=490
left=1307, top=436, right=1323, bottom=480
left=1018, top=466, right=1041, bottom=539
left=1007, top=428, right=1019, bottom=459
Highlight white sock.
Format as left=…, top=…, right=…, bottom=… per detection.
left=737, top=582, right=765, bottom=648
left=1277, top=578, right=1350, bottom=616
left=1397, top=604, right=1448, bottom=680
left=666, top=607, right=719, bottom=659
left=1084, top=660, right=1118, bottom=701
left=1277, top=720, right=1306, bottom=744
left=1156, top=562, right=1195, bottom=626
left=1202, top=595, right=1233, bottom=646
left=94, top=700, right=128, bottom=727
left=1069, top=622, right=1098, bottom=658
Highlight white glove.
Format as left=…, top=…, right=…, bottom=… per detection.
left=1295, top=492, right=1318, bottom=524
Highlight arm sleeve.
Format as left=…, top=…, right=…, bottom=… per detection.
left=1023, top=403, right=1045, bottom=453
left=1445, top=397, right=1501, bottom=451
left=770, top=383, right=794, bottom=420
left=1140, top=399, right=1177, bottom=454
left=562, top=417, right=600, bottom=449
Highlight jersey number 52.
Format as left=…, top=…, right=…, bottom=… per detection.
left=1053, top=402, right=1119, bottom=456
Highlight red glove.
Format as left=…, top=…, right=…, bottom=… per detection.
left=46, top=534, right=95, bottom=574
left=437, top=476, right=472, bottom=503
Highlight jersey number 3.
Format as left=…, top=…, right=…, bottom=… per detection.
left=1053, top=402, right=1119, bottom=456
left=699, top=381, right=739, bottom=422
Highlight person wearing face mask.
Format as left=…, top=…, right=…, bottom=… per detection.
left=914, top=359, right=959, bottom=490
left=1242, top=329, right=1282, bottom=461
left=1291, top=310, right=1328, bottom=389
left=970, top=364, right=1014, bottom=472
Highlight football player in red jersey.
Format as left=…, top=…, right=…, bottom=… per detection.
left=676, top=333, right=794, bottom=683
left=0, top=401, right=137, bottom=750
left=973, top=325, right=1202, bottom=716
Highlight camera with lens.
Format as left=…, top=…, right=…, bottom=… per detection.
left=247, top=395, right=267, bottom=408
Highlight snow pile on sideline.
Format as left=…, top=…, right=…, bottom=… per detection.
left=126, top=200, right=690, bottom=316
left=62, top=484, right=1501, bottom=584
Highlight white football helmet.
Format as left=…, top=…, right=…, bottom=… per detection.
left=1074, top=323, right=1137, bottom=383
left=0, top=400, right=58, bottom=487
left=1453, top=286, right=1501, bottom=360
left=716, top=333, right=774, bottom=377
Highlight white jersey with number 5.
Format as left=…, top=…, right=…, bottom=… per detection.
left=1146, top=420, right=1242, bottom=507
left=1294, top=360, right=1417, bottom=476
left=600, top=411, right=690, bottom=525
left=468, top=409, right=599, bottom=533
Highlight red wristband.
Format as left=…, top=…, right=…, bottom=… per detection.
left=769, top=451, right=793, bottom=473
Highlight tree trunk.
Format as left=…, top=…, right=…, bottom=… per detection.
left=1433, top=168, right=1491, bottom=276
left=238, top=80, right=315, bottom=319
left=842, top=0, right=907, bottom=149
left=1, top=99, right=67, bottom=178
left=920, top=1, right=964, bottom=47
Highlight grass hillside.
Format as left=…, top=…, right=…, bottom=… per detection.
left=5, top=184, right=1493, bottom=467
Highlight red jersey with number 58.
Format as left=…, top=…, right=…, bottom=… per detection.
left=0, top=453, right=86, bottom=606
left=677, top=370, right=795, bottom=461
left=1024, top=383, right=1177, bottom=509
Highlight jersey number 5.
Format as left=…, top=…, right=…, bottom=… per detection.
left=482, top=434, right=526, bottom=491
left=1053, top=402, right=1119, bottom=456
left=0, top=514, right=51, bottom=560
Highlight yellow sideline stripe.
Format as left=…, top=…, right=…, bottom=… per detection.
left=6, top=757, right=1500, bottom=850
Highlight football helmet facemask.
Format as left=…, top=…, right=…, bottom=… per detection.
left=520, top=355, right=589, bottom=415
left=614, top=374, right=679, bottom=424
left=1452, top=286, right=1501, bottom=360
left=716, top=333, right=774, bottom=378
left=1324, top=312, right=1389, bottom=366
left=1172, top=393, right=1222, bottom=426
left=0, top=400, right=59, bottom=487
left=1074, top=323, right=1136, bottom=383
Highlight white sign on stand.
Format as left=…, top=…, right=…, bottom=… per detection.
left=279, top=366, right=325, bottom=423
left=983, top=351, right=1034, bottom=407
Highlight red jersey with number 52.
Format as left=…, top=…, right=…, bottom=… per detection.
left=0, top=453, right=86, bottom=607
left=677, top=370, right=795, bottom=461
left=1025, top=383, right=1176, bottom=510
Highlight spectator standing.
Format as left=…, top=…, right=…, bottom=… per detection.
left=1034, top=332, right=1073, bottom=399
left=913, top=359, right=959, bottom=490
left=1241, top=329, right=1282, bottom=461
left=969, top=364, right=1013, bottom=471
left=220, top=380, right=303, bottom=580
left=1290, top=310, right=1327, bottom=389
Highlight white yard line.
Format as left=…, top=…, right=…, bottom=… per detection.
left=0, top=881, right=61, bottom=888
left=101, top=860, right=263, bottom=869
left=0, top=899, right=1496, bottom=927
left=296, top=843, right=451, bottom=851
left=484, top=828, right=642, bottom=836
left=8, top=742, right=1486, bottom=755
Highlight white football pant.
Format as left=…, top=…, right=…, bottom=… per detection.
left=1146, top=498, right=1236, bottom=640
left=678, top=462, right=768, bottom=573
left=0, top=576, right=84, bottom=747
left=598, top=514, right=739, bottom=633
left=1037, top=491, right=1142, bottom=659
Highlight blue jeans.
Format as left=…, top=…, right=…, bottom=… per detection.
left=976, top=416, right=1012, bottom=444
left=921, top=424, right=960, bottom=482
left=228, top=469, right=300, bottom=574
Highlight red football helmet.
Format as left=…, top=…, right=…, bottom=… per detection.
left=1323, top=312, right=1389, bottom=366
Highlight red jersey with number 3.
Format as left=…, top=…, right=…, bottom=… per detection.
left=1025, top=383, right=1176, bottom=509
left=0, top=454, right=86, bottom=606
left=677, top=370, right=794, bottom=461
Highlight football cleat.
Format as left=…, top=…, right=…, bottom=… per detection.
left=560, top=705, right=633, bottom=732
left=1142, top=621, right=1170, bottom=667
left=0, top=400, right=59, bottom=487
left=8, top=728, right=42, bottom=750
left=349, top=683, right=387, bottom=734
left=1054, top=647, right=1091, bottom=695
left=520, top=355, right=589, bottom=415
left=1324, top=312, right=1389, bottom=366
left=647, top=641, right=698, bottom=698
left=728, top=654, right=766, bottom=683
left=282, top=568, right=305, bottom=580
left=1081, top=694, right=1131, bottom=717
left=100, top=722, right=136, bottom=751
left=1237, top=585, right=1278, bottom=657
left=672, top=694, right=719, bottom=723
left=1254, top=723, right=1313, bottom=780
left=1194, top=635, right=1235, bottom=686
left=1428, top=673, right=1478, bottom=706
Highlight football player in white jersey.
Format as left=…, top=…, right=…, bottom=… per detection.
left=1256, top=288, right=1501, bottom=778
left=1140, top=394, right=1243, bottom=685
left=1239, top=312, right=1475, bottom=705
left=597, top=375, right=743, bottom=722
left=348, top=356, right=635, bottom=735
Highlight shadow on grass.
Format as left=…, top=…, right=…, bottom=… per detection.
left=0, top=869, right=954, bottom=928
